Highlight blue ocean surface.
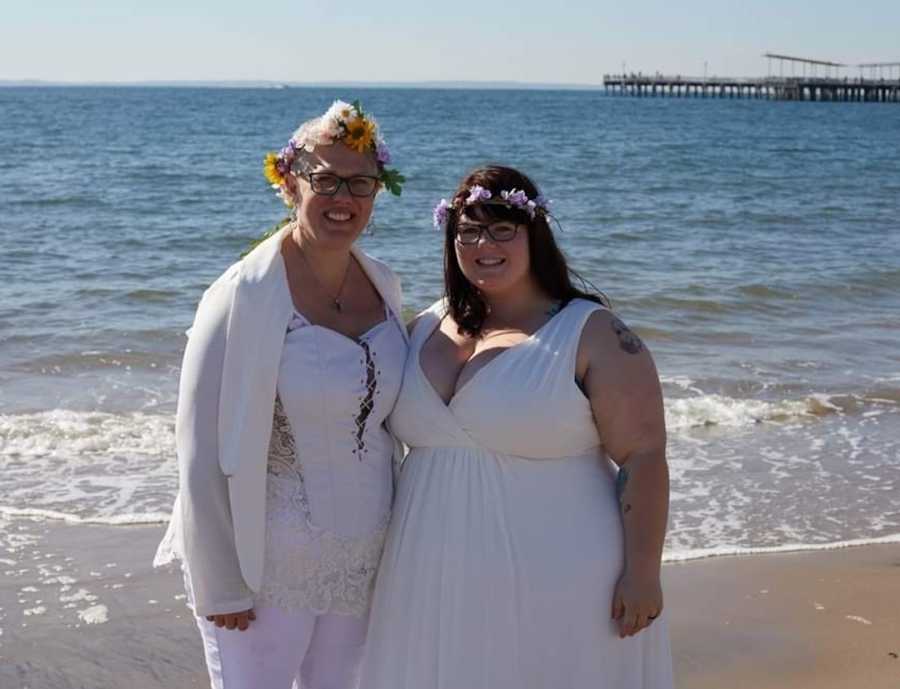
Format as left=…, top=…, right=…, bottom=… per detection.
left=0, top=86, right=898, bottom=558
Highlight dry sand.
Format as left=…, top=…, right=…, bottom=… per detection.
left=1, top=517, right=898, bottom=688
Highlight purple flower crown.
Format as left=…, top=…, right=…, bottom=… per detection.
left=432, top=185, right=552, bottom=229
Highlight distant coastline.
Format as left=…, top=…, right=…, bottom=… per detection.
left=0, top=79, right=606, bottom=91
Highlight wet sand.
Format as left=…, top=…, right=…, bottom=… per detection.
left=0, top=517, right=206, bottom=688
left=1, top=517, right=898, bottom=688
left=666, top=541, right=900, bottom=688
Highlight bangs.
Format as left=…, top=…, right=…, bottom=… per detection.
left=461, top=200, right=531, bottom=225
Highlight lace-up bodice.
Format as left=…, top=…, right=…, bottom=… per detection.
left=255, top=308, right=407, bottom=615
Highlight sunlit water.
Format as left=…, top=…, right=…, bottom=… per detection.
left=1, top=87, right=898, bottom=560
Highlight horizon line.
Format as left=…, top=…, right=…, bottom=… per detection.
left=0, top=78, right=609, bottom=91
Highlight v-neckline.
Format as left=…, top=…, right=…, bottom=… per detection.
left=416, top=304, right=568, bottom=410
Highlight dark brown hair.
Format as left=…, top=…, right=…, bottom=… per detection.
left=443, top=165, right=609, bottom=337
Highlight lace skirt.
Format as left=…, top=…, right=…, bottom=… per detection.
left=256, top=461, right=389, bottom=617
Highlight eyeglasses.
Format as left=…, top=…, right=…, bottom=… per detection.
left=455, top=221, right=522, bottom=245
left=305, top=172, right=380, bottom=197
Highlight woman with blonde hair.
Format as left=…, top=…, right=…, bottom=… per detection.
left=155, top=100, right=408, bottom=689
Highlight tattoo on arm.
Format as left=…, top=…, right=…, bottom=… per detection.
left=611, top=316, right=644, bottom=355
left=616, top=466, right=632, bottom=514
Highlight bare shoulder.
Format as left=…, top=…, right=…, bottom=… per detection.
left=406, top=312, right=423, bottom=336
left=580, top=309, right=650, bottom=358
left=579, top=309, right=665, bottom=458
left=578, top=309, right=660, bottom=390
left=407, top=299, right=448, bottom=337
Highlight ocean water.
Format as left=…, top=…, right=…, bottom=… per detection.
left=1, top=86, right=898, bottom=561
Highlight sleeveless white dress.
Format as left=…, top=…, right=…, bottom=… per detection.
left=360, top=299, right=674, bottom=689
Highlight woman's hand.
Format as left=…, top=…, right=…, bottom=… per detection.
left=205, top=608, right=256, bottom=631
left=611, top=568, right=663, bottom=638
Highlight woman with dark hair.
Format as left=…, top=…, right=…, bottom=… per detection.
left=360, top=165, right=674, bottom=688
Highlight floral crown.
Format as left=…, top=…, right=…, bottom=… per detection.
left=432, top=185, right=552, bottom=229
left=263, top=99, right=405, bottom=207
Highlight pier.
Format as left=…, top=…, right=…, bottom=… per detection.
left=604, top=54, right=900, bottom=103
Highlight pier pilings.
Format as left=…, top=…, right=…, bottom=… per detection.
left=602, top=75, right=900, bottom=103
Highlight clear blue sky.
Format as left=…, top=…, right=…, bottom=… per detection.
left=3, top=0, right=899, bottom=83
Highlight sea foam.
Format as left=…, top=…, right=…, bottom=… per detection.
left=663, top=532, right=900, bottom=563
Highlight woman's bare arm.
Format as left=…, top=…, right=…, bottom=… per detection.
left=578, top=309, right=669, bottom=638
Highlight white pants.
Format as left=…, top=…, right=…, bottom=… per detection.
left=196, top=605, right=368, bottom=689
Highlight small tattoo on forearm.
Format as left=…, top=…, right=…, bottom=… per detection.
left=611, top=316, right=643, bottom=355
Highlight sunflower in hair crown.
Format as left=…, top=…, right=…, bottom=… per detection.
left=262, top=99, right=405, bottom=206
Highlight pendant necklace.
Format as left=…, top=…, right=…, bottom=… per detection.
left=297, top=246, right=353, bottom=312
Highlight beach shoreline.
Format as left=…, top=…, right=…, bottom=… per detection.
left=2, top=517, right=899, bottom=688
left=666, top=537, right=900, bottom=688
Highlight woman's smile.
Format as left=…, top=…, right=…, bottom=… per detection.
left=474, top=256, right=506, bottom=267
left=323, top=208, right=355, bottom=223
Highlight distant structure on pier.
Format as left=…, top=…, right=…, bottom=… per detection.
left=604, top=53, right=900, bottom=103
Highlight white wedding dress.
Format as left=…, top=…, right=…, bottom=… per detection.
left=360, top=298, right=674, bottom=689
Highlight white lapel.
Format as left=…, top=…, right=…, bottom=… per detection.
left=351, top=244, right=409, bottom=344
left=218, top=226, right=294, bottom=477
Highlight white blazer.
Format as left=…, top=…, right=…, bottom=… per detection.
left=154, top=226, right=407, bottom=616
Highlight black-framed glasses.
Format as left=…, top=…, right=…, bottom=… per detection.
left=455, top=221, right=522, bottom=245
left=305, top=172, right=380, bottom=197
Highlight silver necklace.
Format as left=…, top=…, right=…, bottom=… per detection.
left=296, top=246, right=353, bottom=312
